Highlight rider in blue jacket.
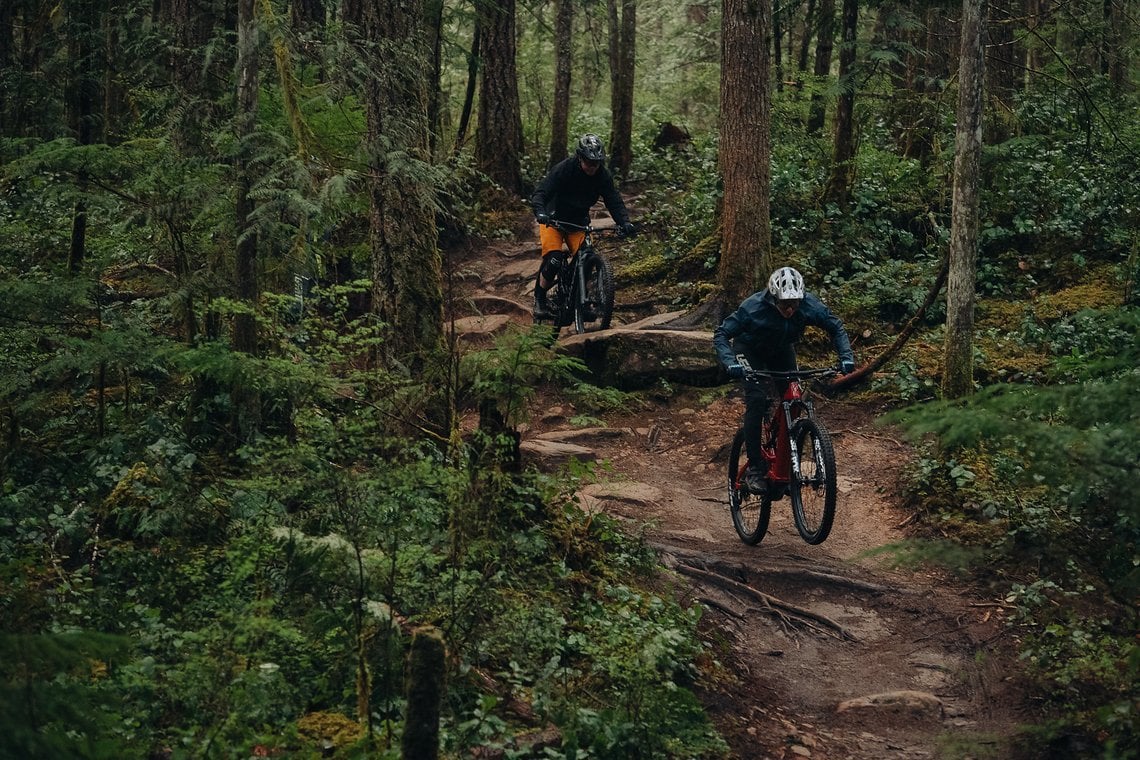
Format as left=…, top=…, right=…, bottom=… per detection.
left=714, top=267, right=855, bottom=494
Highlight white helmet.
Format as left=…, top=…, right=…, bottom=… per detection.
left=767, top=267, right=805, bottom=300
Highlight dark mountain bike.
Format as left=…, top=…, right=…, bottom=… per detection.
left=727, top=365, right=839, bottom=546
left=535, top=220, right=618, bottom=334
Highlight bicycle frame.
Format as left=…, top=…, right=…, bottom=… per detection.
left=728, top=364, right=840, bottom=545
left=561, top=237, right=595, bottom=305
left=544, top=220, right=616, bottom=333
left=549, top=244, right=591, bottom=325
left=739, top=365, right=833, bottom=490
left=761, top=380, right=814, bottom=488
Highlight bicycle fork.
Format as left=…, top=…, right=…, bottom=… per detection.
left=574, top=254, right=587, bottom=310
left=776, top=398, right=814, bottom=484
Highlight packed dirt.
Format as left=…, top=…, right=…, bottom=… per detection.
left=532, top=396, right=1031, bottom=760
left=450, top=218, right=1035, bottom=759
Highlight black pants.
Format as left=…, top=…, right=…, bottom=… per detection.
left=737, top=342, right=797, bottom=469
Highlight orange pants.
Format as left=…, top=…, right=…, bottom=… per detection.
left=539, top=224, right=585, bottom=258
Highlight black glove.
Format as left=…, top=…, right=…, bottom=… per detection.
left=618, top=222, right=636, bottom=238
left=536, top=213, right=551, bottom=226
left=840, top=360, right=855, bottom=374
left=727, top=364, right=745, bottom=380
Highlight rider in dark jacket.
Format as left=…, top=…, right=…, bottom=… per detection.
left=714, top=266, right=855, bottom=493
left=530, top=134, right=634, bottom=318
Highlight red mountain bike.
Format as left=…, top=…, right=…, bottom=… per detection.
left=727, top=365, right=839, bottom=546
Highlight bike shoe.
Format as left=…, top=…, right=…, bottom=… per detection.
left=533, top=289, right=552, bottom=319
left=743, top=466, right=768, bottom=495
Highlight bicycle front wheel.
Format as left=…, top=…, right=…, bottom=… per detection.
left=789, top=417, right=837, bottom=545
left=576, top=251, right=615, bottom=333
left=728, top=428, right=772, bottom=545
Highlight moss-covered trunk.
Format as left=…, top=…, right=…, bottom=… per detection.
left=363, top=0, right=444, bottom=365
left=942, top=0, right=985, bottom=399
left=401, top=627, right=445, bottom=760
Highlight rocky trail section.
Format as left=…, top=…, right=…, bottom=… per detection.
left=452, top=230, right=1030, bottom=759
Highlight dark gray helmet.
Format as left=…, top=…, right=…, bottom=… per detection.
left=575, top=134, right=606, bottom=163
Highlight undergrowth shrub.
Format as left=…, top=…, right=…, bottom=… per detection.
left=888, top=306, right=1139, bottom=756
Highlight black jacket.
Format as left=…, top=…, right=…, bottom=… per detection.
left=531, top=157, right=630, bottom=227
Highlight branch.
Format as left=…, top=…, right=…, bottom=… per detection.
left=828, top=247, right=949, bottom=394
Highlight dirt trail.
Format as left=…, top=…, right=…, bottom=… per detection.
left=452, top=227, right=1031, bottom=759
left=559, top=397, right=1027, bottom=759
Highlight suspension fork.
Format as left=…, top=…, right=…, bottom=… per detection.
left=783, top=398, right=818, bottom=481
left=774, top=400, right=796, bottom=480
left=777, top=395, right=813, bottom=480
left=574, top=246, right=592, bottom=307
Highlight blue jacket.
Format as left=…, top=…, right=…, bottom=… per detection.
left=714, top=290, right=854, bottom=369
left=531, top=157, right=630, bottom=227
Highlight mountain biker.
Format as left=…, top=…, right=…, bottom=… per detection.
left=530, top=134, right=635, bottom=318
left=714, top=266, right=856, bottom=494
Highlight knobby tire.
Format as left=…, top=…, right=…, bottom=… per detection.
left=574, top=251, right=615, bottom=333
left=728, top=427, right=772, bottom=545
left=587, top=252, right=615, bottom=330
left=789, top=417, right=837, bottom=545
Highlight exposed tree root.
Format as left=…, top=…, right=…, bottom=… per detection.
left=833, top=427, right=907, bottom=449
left=673, top=562, right=860, bottom=641
left=779, top=568, right=897, bottom=594
left=699, top=596, right=745, bottom=620
left=652, top=542, right=900, bottom=595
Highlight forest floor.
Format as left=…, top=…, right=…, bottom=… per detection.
left=448, top=217, right=1037, bottom=759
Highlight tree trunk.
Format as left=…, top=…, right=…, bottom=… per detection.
left=66, top=0, right=100, bottom=273
left=718, top=0, right=773, bottom=306
left=425, top=0, right=445, bottom=158
left=876, top=4, right=921, bottom=158
left=401, top=627, right=446, bottom=760
left=0, top=2, right=12, bottom=136
left=548, top=0, right=573, bottom=168
left=823, top=0, right=856, bottom=207
left=1103, top=0, right=1127, bottom=91
left=773, top=2, right=784, bottom=93
left=475, top=0, right=523, bottom=195
left=163, top=0, right=222, bottom=151
left=607, top=0, right=635, bottom=179
left=363, top=0, right=444, bottom=364
left=807, top=0, right=834, bottom=134
left=234, top=0, right=259, bottom=355
left=798, top=0, right=815, bottom=73
left=292, top=0, right=324, bottom=28
left=1024, top=0, right=1048, bottom=87
left=341, top=0, right=363, bottom=26
left=455, top=17, right=479, bottom=155
left=232, top=0, right=261, bottom=439
left=985, top=0, right=1020, bottom=141
left=942, top=0, right=985, bottom=399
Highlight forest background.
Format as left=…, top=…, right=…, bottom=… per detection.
left=0, top=0, right=1137, bottom=757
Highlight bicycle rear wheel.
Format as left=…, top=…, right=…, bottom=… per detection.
left=728, top=427, right=772, bottom=545
left=576, top=251, right=615, bottom=333
left=789, top=417, right=837, bottom=545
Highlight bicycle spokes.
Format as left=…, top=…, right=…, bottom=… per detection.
left=728, top=428, right=772, bottom=545
left=789, top=418, right=837, bottom=545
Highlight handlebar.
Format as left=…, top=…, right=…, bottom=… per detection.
left=742, top=367, right=839, bottom=383
left=546, top=219, right=591, bottom=232
left=541, top=218, right=636, bottom=237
